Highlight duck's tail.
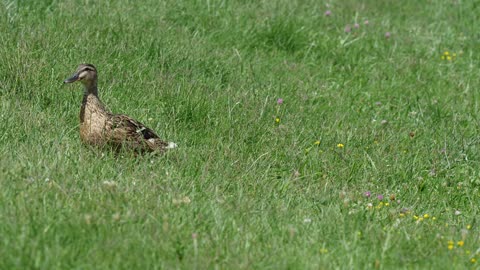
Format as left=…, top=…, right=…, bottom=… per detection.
left=146, top=138, right=177, bottom=151
left=166, top=142, right=178, bottom=149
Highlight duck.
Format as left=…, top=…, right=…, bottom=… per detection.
left=63, top=64, right=177, bottom=153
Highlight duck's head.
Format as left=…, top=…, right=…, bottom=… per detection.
left=64, top=64, right=97, bottom=86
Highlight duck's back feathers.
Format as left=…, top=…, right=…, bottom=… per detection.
left=107, top=114, right=169, bottom=153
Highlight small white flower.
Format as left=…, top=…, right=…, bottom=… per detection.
left=103, top=180, right=117, bottom=188
left=173, top=196, right=191, bottom=205
left=303, top=218, right=312, bottom=223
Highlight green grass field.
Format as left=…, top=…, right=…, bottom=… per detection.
left=1, top=0, right=479, bottom=269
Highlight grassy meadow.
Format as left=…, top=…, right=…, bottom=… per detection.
left=1, top=0, right=480, bottom=268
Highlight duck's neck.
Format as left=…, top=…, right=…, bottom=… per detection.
left=80, top=83, right=109, bottom=123
left=83, top=82, right=98, bottom=96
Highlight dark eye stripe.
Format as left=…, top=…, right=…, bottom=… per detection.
left=80, top=67, right=95, bottom=72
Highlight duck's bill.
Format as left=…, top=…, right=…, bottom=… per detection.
left=63, top=73, right=79, bottom=83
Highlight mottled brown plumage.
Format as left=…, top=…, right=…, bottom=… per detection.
left=64, top=64, right=176, bottom=153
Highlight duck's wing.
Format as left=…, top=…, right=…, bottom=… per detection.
left=107, top=114, right=168, bottom=152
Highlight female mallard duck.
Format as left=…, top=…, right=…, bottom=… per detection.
left=64, top=64, right=176, bottom=153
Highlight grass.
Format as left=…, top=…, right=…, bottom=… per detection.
left=1, top=0, right=479, bottom=269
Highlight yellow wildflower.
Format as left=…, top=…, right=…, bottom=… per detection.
left=432, top=217, right=436, bottom=221
left=471, top=258, right=477, bottom=263
left=337, top=143, right=344, bottom=148
left=467, top=224, right=472, bottom=229
left=447, top=240, right=454, bottom=250
left=423, top=214, right=429, bottom=219
left=314, top=140, right=320, bottom=145
left=275, top=118, right=280, bottom=123
left=320, top=248, right=328, bottom=254
left=444, top=51, right=449, bottom=56
left=447, top=56, right=452, bottom=61
left=457, top=241, right=464, bottom=247
left=413, top=215, right=419, bottom=220
left=399, top=213, right=405, bottom=218
left=375, top=202, right=384, bottom=209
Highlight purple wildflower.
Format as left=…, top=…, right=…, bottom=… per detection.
left=354, top=23, right=360, bottom=29
left=277, top=98, right=284, bottom=105
left=377, top=194, right=384, bottom=201
left=344, top=25, right=351, bottom=33
left=324, top=10, right=331, bottom=16
left=364, top=20, right=369, bottom=25
left=364, top=191, right=371, bottom=198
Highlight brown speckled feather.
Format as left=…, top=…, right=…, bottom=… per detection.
left=107, top=114, right=169, bottom=153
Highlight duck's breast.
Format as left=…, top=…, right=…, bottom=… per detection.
left=80, top=100, right=109, bottom=145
